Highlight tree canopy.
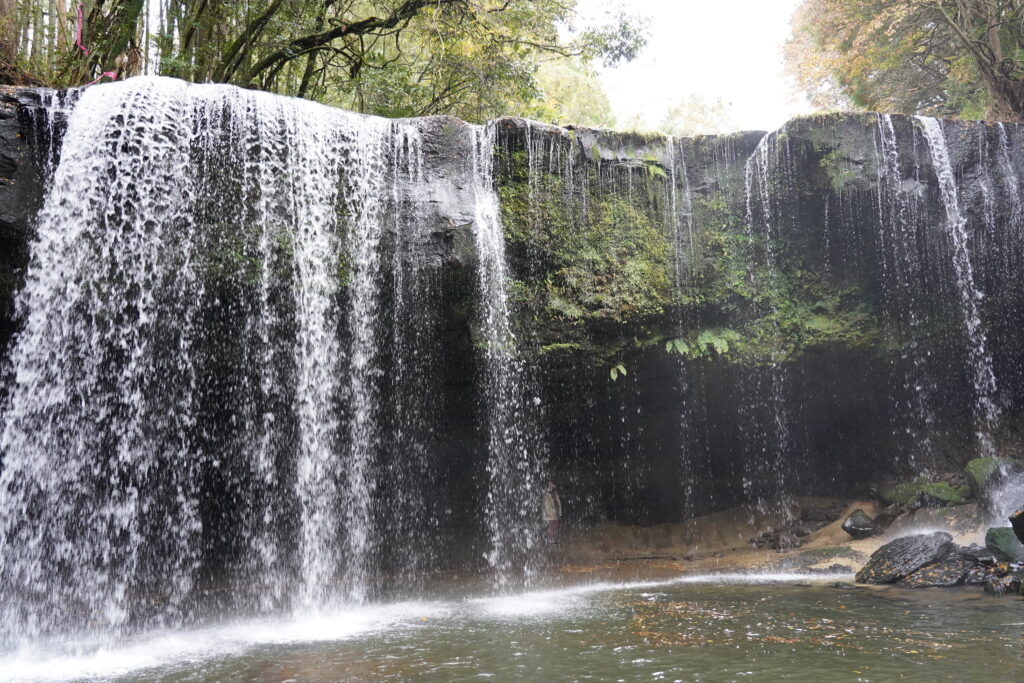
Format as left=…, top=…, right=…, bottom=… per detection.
left=787, top=0, right=1024, bottom=120
left=2, top=0, right=646, bottom=124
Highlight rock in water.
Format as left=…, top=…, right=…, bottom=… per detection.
left=842, top=509, right=878, bottom=539
left=1010, top=510, right=1024, bottom=544
left=855, top=532, right=953, bottom=584
left=985, top=527, right=1024, bottom=562
left=964, top=565, right=996, bottom=586
left=900, top=553, right=971, bottom=587
left=983, top=574, right=1022, bottom=596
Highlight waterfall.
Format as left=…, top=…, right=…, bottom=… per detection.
left=470, top=124, right=546, bottom=588
left=873, top=114, right=936, bottom=467
left=666, top=136, right=704, bottom=518
left=915, top=116, right=1000, bottom=456
left=741, top=131, right=795, bottom=515
left=0, top=79, right=203, bottom=645
left=0, top=76, right=427, bottom=648
left=8, top=74, right=1024, bottom=661
left=667, top=135, right=696, bottom=284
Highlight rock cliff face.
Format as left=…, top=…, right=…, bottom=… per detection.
left=0, top=87, right=46, bottom=352
left=2, top=84, right=1024, bottom=526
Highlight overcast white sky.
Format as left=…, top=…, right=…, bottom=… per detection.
left=579, top=0, right=809, bottom=133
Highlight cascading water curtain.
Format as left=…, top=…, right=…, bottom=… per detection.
left=0, top=76, right=428, bottom=651
left=740, top=130, right=797, bottom=518
left=914, top=116, right=1000, bottom=457
left=471, top=123, right=548, bottom=589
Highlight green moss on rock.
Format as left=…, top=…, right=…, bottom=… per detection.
left=883, top=478, right=967, bottom=506
left=985, top=526, right=1024, bottom=562
left=964, top=457, right=1024, bottom=498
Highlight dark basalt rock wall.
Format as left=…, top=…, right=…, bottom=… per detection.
left=4, top=87, right=1024, bottom=526
left=0, top=87, right=46, bottom=354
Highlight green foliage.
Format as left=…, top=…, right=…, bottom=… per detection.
left=609, top=363, right=627, bottom=381
left=495, top=119, right=883, bottom=367
left=522, top=58, right=616, bottom=128
left=819, top=150, right=859, bottom=193
left=787, top=0, right=1024, bottom=119
left=665, top=338, right=689, bottom=354
left=6, top=1, right=646, bottom=125
left=499, top=152, right=673, bottom=330
left=665, top=329, right=740, bottom=359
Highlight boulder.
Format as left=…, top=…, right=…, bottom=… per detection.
left=959, top=543, right=996, bottom=566
left=841, top=509, right=878, bottom=539
left=985, top=527, right=1024, bottom=562
left=964, top=457, right=1024, bottom=498
left=872, top=503, right=906, bottom=530
left=983, top=574, right=1022, bottom=596
left=964, top=565, right=997, bottom=586
left=900, top=553, right=971, bottom=587
left=855, top=532, right=954, bottom=584
left=1010, top=510, right=1024, bottom=544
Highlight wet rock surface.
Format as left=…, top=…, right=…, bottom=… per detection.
left=985, top=527, right=1024, bottom=562
left=855, top=532, right=953, bottom=584
left=855, top=533, right=1024, bottom=591
left=899, top=552, right=972, bottom=588
left=750, top=501, right=848, bottom=550
left=983, top=572, right=1023, bottom=595
left=1010, top=510, right=1024, bottom=544
left=841, top=509, right=877, bottom=539
left=0, top=87, right=45, bottom=354
left=964, top=457, right=1024, bottom=498
left=6, top=83, right=1024, bottom=539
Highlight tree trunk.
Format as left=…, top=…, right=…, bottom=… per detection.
left=0, top=0, right=15, bottom=66
left=988, top=76, right=1024, bottom=120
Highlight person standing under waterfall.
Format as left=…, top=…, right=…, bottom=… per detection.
left=542, top=482, right=562, bottom=545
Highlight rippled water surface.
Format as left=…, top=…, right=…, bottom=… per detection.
left=4, top=574, right=1021, bottom=682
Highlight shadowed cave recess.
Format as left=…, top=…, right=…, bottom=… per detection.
left=2, top=76, right=1024, bottom=646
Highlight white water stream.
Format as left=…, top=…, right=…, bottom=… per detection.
left=915, top=116, right=1000, bottom=456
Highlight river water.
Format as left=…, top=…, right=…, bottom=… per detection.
left=3, top=574, right=1019, bottom=682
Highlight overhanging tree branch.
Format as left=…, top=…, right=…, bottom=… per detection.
left=240, top=0, right=465, bottom=86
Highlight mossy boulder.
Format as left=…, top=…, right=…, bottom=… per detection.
left=964, top=457, right=1024, bottom=498
left=882, top=478, right=967, bottom=507
left=984, top=527, right=1024, bottom=562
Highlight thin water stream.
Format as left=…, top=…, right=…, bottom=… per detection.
left=915, top=116, right=1000, bottom=456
